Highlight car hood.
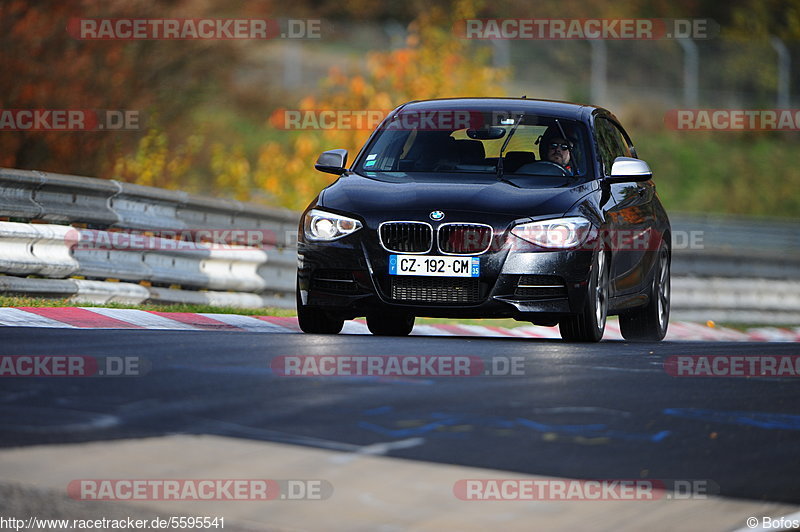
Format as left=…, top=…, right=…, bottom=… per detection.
left=320, top=172, right=596, bottom=220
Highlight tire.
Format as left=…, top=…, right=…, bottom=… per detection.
left=619, top=243, right=670, bottom=342
left=366, top=311, right=415, bottom=336
left=296, top=284, right=344, bottom=334
left=559, top=250, right=609, bottom=342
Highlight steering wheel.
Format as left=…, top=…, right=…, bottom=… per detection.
left=516, top=160, right=571, bottom=177
left=537, top=161, right=570, bottom=175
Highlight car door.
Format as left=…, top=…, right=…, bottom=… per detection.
left=594, top=116, right=657, bottom=296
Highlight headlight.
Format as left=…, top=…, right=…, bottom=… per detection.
left=304, top=209, right=363, bottom=241
left=511, top=216, right=593, bottom=249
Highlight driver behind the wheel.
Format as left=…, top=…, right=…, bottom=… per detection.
left=546, top=137, right=572, bottom=171
left=536, top=126, right=575, bottom=175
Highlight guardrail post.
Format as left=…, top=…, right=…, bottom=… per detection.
left=589, top=39, right=607, bottom=105
left=770, top=36, right=791, bottom=108
left=678, top=38, right=699, bottom=107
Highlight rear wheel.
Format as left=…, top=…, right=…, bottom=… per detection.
left=366, top=311, right=415, bottom=336
left=296, top=283, right=344, bottom=334
left=559, top=251, right=608, bottom=343
left=619, top=243, right=670, bottom=341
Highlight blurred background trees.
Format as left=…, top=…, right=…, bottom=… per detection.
left=0, top=0, right=239, bottom=182
left=2, top=0, right=799, bottom=216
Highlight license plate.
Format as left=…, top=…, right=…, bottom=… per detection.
left=388, top=255, right=480, bottom=277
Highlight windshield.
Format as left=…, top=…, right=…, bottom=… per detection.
left=354, top=111, right=592, bottom=185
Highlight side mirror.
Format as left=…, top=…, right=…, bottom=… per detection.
left=606, top=157, right=652, bottom=183
left=315, top=149, right=348, bottom=175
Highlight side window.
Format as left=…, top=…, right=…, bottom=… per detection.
left=595, top=118, right=631, bottom=176
left=610, top=121, right=635, bottom=159
left=594, top=119, right=615, bottom=176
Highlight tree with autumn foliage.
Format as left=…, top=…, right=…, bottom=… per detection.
left=0, top=0, right=238, bottom=178
left=249, top=0, right=509, bottom=209
left=6, top=0, right=799, bottom=217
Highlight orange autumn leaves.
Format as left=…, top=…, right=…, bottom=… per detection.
left=254, top=1, right=509, bottom=209
left=115, top=0, right=508, bottom=208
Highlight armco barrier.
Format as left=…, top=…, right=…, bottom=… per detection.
left=671, top=250, right=800, bottom=280
left=0, top=168, right=298, bottom=238
left=72, top=229, right=274, bottom=292
left=0, top=167, right=297, bottom=308
left=73, top=279, right=151, bottom=305
left=33, top=172, right=119, bottom=225
left=0, top=168, right=797, bottom=321
left=670, top=212, right=800, bottom=255
left=110, top=181, right=188, bottom=231
left=0, top=222, right=79, bottom=277
left=0, top=169, right=45, bottom=219
left=671, top=277, right=800, bottom=324
left=669, top=212, right=800, bottom=323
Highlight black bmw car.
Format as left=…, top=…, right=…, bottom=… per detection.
left=296, top=98, right=671, bottom=342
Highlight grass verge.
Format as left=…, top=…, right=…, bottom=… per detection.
left=0, top=296, right=295, bottom=317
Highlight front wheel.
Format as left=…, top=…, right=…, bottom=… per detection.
left=559, top=250, right=608, bottom=342
left=619, top=243, right=670, bottom=341
left=366, top=311, right=415, bottom=336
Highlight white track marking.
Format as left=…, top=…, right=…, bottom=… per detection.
left=78, top=307, right=199, bottom=330
left=0, top=308, right=76, bottom=328
left=0, top=306, right=795, bottom=342
left=330, top=437, right=426, bottom=465
left=341, top=321, right=371, bottom=334
left=198, top=313, right=291, bottom=332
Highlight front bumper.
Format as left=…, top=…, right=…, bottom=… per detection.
left=297, top=232, right=595, bottom=321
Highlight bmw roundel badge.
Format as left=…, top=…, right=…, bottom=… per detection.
left=430, top=210, right=445, bottom=221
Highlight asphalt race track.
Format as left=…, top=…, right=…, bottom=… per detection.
left=1, top=327, right=799, bottom=504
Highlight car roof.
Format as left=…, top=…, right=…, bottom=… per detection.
left=396, top=97, right=608, bottom=121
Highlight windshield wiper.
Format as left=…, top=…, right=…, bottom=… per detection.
left=496, top=113, right=524, bottom=180
left=553, top=118, right=579, bottom=177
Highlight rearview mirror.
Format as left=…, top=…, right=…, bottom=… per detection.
left=315, top=149, right=348, bottom=175
left=606, top=157, right=652, bottom=183
left=467, top=126, right=506, bottom=140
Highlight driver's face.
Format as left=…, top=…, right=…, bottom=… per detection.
left=547, top=138, right=571, bottom=166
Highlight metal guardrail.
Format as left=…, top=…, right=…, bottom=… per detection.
left=0, top=168, right=798, bottom=322
left=0, top=168, right=298, bottom=308
left=671, top=277, right=800, bottom=324
left=670, top=213, right=800, bottom=259
left=670, top=213, right=800, bottom=323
